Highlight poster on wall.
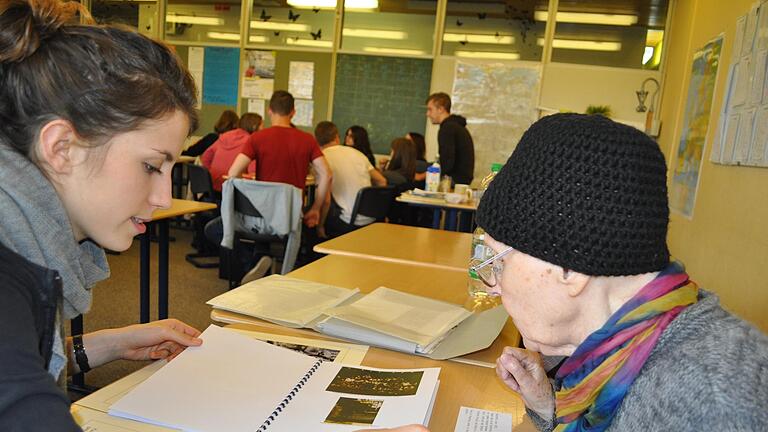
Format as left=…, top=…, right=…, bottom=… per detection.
left=202, top=47, right=239, bottom=106
left=289, top=61, right=315, bottom=99
left=242, top=50, right=276, bottom=99
left=293, top=99, right=314, bottom=127
left=669, top=35, right=723, bottom=218
left=188, top=47, right=204, bottom=109
left=451, top=61, right=541, bottom=179
left=247, top=98, right=266, bottom=118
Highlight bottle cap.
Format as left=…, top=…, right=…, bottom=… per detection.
left=491, top=163, right=503, bottom=173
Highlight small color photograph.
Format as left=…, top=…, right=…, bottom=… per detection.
left=324, top=397, right=383, bottom=426
left=265, top=340, right=340, bottom=362
left=326, top=367, right=424, bottom=396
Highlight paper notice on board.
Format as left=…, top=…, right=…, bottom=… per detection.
left=289, top=61, right=315, bottom=99
left=734, top=15, right=747, bottom=61
left=247, top=98, right=266, bottom=118
left=454, top=407, right=513, bottom=432
left=293, top=99, right=314, bottom=127
left=242, top=78, right=274, bottom=100
left=733, top=108, right=756, bottom=163
left=188, top=47, right=204, bottom=109
left=751, top=50, right=768, bottom=105
left=721, top=112, right=741, bottom=164
left=749, top=105, right=768, bottom=165
left=731, top=59, right=750, bottom=107
left=743, top=5, right=759, bottom=57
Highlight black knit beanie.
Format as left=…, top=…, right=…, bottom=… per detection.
left=476, top=113, right=670, bottom=276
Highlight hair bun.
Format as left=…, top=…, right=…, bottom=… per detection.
left=0, top=0, right=88, bottom=63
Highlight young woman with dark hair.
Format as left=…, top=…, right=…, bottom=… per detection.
left=344, top=125, right=376, bottom=167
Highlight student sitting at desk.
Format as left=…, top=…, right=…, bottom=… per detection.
left=472, top=114, right=768, bottom=431
left=181, top=109, right=238, bottom=157
left=0, top=2, right=206, bottom=430
left=201, top=112, right=262, bottom=192
left=314, top=121, right=386, bottom=238
left=382, top=138, right=418, bottom=189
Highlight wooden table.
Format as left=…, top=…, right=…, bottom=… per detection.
left=396, top=192, right=478, bottom=231
left=313, top=223, right=472, bottom=273
left=71, top=323, right=536, bottom=432
left=212, top=254, right=520, bottom=366
left=139, top=199, right=217, bottom=323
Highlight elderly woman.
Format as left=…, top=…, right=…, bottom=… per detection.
left=471, top=114, right=768, bottom=431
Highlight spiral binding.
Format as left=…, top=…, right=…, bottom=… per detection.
left=257, top=359, right=323, bottom=431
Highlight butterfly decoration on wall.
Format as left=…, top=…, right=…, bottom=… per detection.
left=260, top=9, right=271, bottom=21
left=456, top=19, right=463, bottom=26
left=312, top=7, right=320, bottom=13
left=310, top=29, right=322, bottom=40
left=477, top=13, right=487, bottom=20
left=459, top=39, right=468, bottom=45
left=274, top=31, right=281, bottom=36
left=288, top=10, right=300, bottom=22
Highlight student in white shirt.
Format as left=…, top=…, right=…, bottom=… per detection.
left=315, top=121, right=386, bottom=238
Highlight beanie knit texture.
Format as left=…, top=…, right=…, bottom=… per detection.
left=476, top=113, right=670, bottom=276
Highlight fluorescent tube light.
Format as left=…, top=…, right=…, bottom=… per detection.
left=250, top=35, right=269, bottom=43
left=537, top=38, right=622, bottom=51
left=287, top=0, right=378, bottom=10
left=343, top=28, right=407, bottom=40
left=250, top=21, right=311, bottom=32
left=443, top=33, right=514, bottom=44
left=207, top=32, right=240, bottom=41
left=286, top=38, right=333, bottom=48
left=534, top=11, right=638, bottom=26
left=362, top=47, right=426, bottom=55
left=454, top=50, right=520, bottom=60
left=166, top=15, right=223, bottom=26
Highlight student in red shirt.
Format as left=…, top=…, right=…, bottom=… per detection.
left=228, top=91, right=331, bottom=227
left=201, top=113, right=262, bottom=192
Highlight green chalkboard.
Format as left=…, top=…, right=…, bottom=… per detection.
left=332, top=54, right=432, bottom=155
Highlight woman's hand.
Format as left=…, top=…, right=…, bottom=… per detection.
left=82, top=319, right=203, bottom=369
left=496, top=347, right=554, bottom=420
left=113, top=319, right=203, bottom=361
left=356, top=425, right=429, bottom=432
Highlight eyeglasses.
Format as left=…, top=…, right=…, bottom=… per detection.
left=470, top=247, right=514, bottom=287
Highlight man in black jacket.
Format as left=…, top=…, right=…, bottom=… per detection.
left=425, top=92, right=475, bottom=185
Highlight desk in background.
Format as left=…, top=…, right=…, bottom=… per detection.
left=139, top=199, right=216, bottom=323
left=396, top=192, right=478, bottom=231
left=314, top=223, right=471, bottom=273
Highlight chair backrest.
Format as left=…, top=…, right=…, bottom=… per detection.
left=349, top=186, right=398, bottom=223
left=187, top=165, right=215, bottom=202
left=233, top=187, right=263, bottom=218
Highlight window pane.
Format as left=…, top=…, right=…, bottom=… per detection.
left=549, top=0, right=669, bottom=69
left=442, top=0, right=547, bottom=61
left=92, top=0, right=157, bottom=37
left=341, top=0, right=437, bottom=56
left=248, top=1, right=335, bottom=50
left=166, top=0, right=242, bottom=45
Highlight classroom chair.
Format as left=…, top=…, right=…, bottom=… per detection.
left=184, top=165, right=220, bottom=269
left=326, top=186, right=397, bottom=238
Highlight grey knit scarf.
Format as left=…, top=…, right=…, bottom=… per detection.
left=0, top=143, right=110, bottom=379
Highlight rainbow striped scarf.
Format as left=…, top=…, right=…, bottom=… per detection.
left=554, top=262, right=698, bottom=432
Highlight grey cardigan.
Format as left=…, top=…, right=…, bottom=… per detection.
left=528, top=290, right=768, bottom=431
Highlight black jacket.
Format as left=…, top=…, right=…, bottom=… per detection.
left=0, top=242, right=81, bottom=431
left=438, top=114, right=475, bottom=185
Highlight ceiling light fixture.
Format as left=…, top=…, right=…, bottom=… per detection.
left=286, top=38, right=333, bottom=48
left=343, top=28, right=407, bottom=40
left=166, top=15, right=223, bottom=26
left=250, top=21, right=311, bottom=32
left=537, top=38, right=622, bottom=51
left=443, top=33, right=514, bottom=44
left=534, top=11, right=638, bottom=26
left=362, top=47, right=425, bottom=55
left=286, top=0, right=378, bottom=10
left=454, top=50, right=520, bottom=60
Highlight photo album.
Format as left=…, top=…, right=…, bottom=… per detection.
left=108, top=325, right=440, bottom=432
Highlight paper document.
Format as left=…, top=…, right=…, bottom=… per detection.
left=454, top=407, right=513, bottom=432
left=322, top=287, right=472, bottom=350
left=207, top=275, right=358, bottom=327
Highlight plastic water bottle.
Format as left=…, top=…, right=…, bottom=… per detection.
left=467, top=163, right=503, bottom=300
left=426, top=160, right=441, bottom=192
